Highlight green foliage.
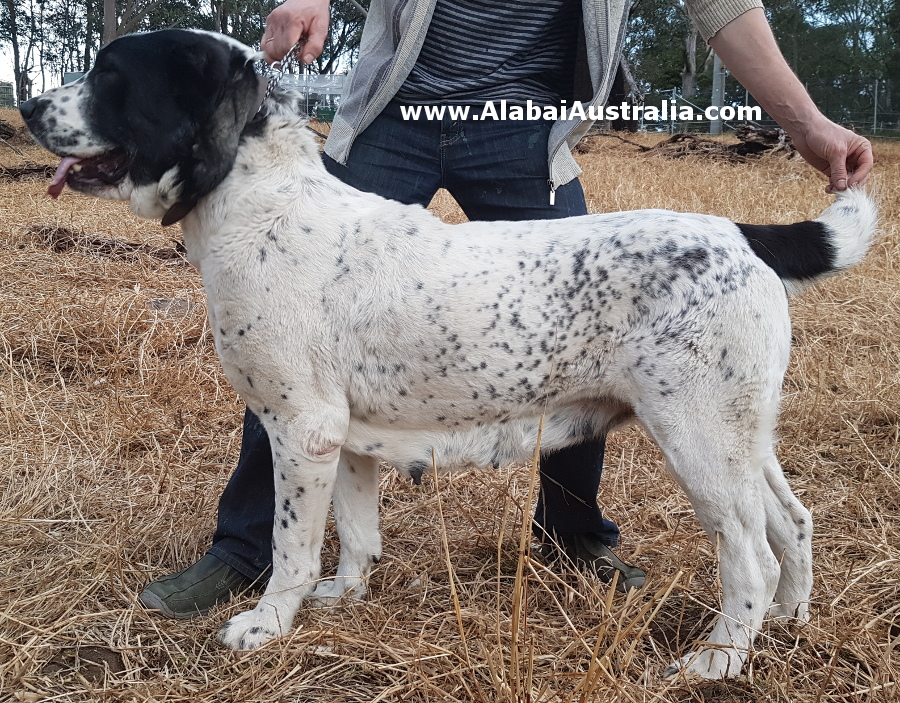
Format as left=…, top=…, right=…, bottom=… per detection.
left=147, top=0, right=216, bottom=34
left=625, top=0, right=693, bottom=92
left=0, top=0, right=369, bottom=94
left=627, top=0, right=897, bottom=131
left=885, top=0, right=899, bottom=80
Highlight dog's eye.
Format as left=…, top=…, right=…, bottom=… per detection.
left=90, top=68, right=127, bottom=103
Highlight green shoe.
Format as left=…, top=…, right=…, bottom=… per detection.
left=541, top=532, right=646, bottom=592
left=139, top=554, right=261, bottom=619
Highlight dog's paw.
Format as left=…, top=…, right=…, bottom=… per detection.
left=663, top=648, right=742, bottom=679
left=309, top=579, right=366, bottom=607
left=218, top=607, right=286, bottom=650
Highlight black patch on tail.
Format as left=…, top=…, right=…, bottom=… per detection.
left=737, top=220, right=835, bottom=282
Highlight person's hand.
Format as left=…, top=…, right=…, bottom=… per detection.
left=262, top=0, right=330, bottom=65
left=709, top=9, right=874, bottom=194
left=788, top=115, right=874, bottom=193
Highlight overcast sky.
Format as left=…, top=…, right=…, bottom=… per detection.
left=1, top=48, right=14, bottom=85
left=1, top=47, right=67, bottom=94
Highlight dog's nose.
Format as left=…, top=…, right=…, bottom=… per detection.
left=19, top=98, right=41, bottom=122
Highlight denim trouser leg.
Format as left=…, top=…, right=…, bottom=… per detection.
left=208, top=103, right=619, bottom=576
left=209, top=409, right=276, bottom=579
left=534, top=439, right=618, bottom=546
left=434, top=112, right=618, bottom=546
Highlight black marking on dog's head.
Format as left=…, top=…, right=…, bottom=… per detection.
left=86, top=30, right=265, bottom=222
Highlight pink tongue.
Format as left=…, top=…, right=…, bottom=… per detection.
left=48, top=156, right=81, bottom=198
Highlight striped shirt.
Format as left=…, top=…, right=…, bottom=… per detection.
left=396, top=0, right=582, bottom=106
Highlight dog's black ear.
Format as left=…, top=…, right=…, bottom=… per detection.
left=173, top=52, right=267, bottom=217
left=162, top=38, right=268, bottom=224
left=161, top=200, right=198, bottom=227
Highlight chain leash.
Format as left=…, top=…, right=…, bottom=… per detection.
left=257, top=41, right=305, bottom=103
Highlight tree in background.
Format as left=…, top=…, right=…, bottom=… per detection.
left=102, top=0, right=167, bottom=44
left=1, top=0, right=36, bottom=100
left=209, top=0, right=273, bottom=45
left=766, top=0, right=895, bottom=128
left=1, top=0, right=368, bottom=100
left=625, top=0, right=693, bottom=97
left=315, top=0, right=365, bottom=73
left=889, top=1, right=900, bottom=84
left=626, top=0, right=898, bottom=132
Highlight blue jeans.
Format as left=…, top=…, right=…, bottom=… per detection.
left=208, top=102, right=620, bottom=579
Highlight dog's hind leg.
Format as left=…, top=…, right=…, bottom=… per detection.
left=641, top=406, right=781, bottom=679
left=218, top=411, right=347, bottom=650
left=759, top=450, right=813, bottom=621
left=312, top=450, right=381, bottom=604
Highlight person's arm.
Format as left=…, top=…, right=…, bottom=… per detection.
left=709, top=8, right=873, bottom=192
left=261, top=0, right=330, bottom=65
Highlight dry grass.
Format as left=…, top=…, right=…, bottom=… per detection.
left=1, top=106, right=898, bottom=702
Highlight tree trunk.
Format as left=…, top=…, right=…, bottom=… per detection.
left=3, top=0, right=25, bottom=102
left=619, top=55, right=640, bottom=100
left=681, top=25, right=698, bottom=99
left=211, top=0, right=223, bottom=32
left=103, top=0, right=116, bottom=45
left=21, top=0, right=38, bottom=100
left=117, top=0, right=171, bottom=37
left=84, top=0, right=93, bottom=70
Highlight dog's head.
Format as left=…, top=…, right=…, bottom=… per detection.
left=21, top=30, right=266, bottom=225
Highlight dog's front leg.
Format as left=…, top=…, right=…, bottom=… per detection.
left=218, top=419, right=344, bottom=651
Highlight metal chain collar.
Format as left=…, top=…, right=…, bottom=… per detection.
left=257, top=41, right=305, bottom=103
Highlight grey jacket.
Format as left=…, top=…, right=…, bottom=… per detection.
left=324, top=0, right=763, bottom=189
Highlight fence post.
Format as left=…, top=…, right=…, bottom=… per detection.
left=873, top=79, right=878, bottom=133
left=710, top=52, right=725, bottom=135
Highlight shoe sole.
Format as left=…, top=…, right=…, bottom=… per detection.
left=535, top=547, right=647, bottom=592
left=139, top=588, right=211, bottom=620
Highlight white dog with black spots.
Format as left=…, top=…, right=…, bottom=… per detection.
left=21, top=30, right=877, bottom=678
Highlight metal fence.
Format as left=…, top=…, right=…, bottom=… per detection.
left=638, top=75, right=900, bottom=138
left=718, top=74, right=900, bottom=137
left=280, top=73, right=347, bottom=121
left=805, top=77, right=899, bottom=136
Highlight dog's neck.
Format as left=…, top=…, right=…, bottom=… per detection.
left=178, top=102, right=377, bottom=267
left=243, top=87, right=312, bottom=137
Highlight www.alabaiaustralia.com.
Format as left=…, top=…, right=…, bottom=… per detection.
left=398, top=100, right=762, bottom=123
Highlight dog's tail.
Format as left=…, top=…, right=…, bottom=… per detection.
left=736, top=188, right=877, bottom=294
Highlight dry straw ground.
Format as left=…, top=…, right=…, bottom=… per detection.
left=0, top=108, right=898, bottom=702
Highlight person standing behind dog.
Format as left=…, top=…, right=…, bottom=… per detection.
left=139, top=0, right=872, bottom=618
